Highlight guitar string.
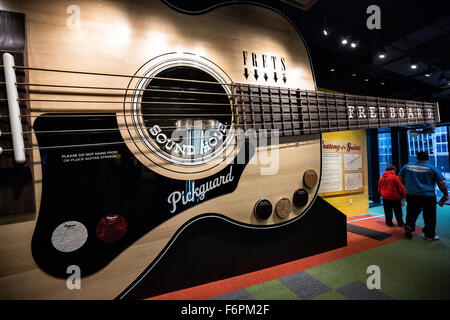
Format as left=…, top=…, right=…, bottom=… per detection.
left=0, top=66, right=436, bottom=150
left=0, top=99, right=425, bottom=112
left=2, top=97, right=427, bottom=109
left=0, top=101, right=434, bottom=117
left=2, top=81, right=426, bottom=106
left=0, top=65, right=433, bottom=106
left=0, top=116, right=423, bottom=136
left=0, top=121, right=430, bottom=153
left=0, top=94, right=430, bottom=109
left=6, top=82, right=303, bottom=101
left=0, top=98, right=433, bottom=136
left=0, top=130, right=346, bottom=153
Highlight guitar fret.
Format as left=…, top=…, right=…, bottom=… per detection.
left=365, top=96, right=370, bottom=130
left=231, top=82, right=438, bottom=137
left=395, top=99, right=400, bottom=127
left=376, top=97, right=380, bottom=129
left=268, top=87, right=274, bottom=133
left=324, top=93, right=331, bottom=133
left=258, top=86, right=266, bottom=131
left=276, top=88, right=284, bottom=136
left=305, top=92, right=313, bottom=134
left=355, top=95, right=360, bottom=131
left=248, top=84, right=256, bottom=132
left=287, top=88, right=296, bottom=136
left=414, top=102, right=419, bottom=126
left=315, top=92, right=323, bottom=133
left=344, top=94, right=349, bottom=131
left=231, top=84, right=240, bottom=130
left=312, top=92, right=319, bottom=133
left=238, top=83, right=247, bottom=132
left=334, top=93, right=341, bottom=132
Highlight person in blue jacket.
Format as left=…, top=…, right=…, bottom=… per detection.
left=399, top=151, right=448, bottom=240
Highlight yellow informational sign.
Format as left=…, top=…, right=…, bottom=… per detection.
left=320, top=130, right=369, bottom=216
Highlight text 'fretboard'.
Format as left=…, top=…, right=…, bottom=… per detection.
left=232, top=83, right=439, bottom=136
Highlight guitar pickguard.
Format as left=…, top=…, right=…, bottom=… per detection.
left=32, top=114, right=253, bottom=278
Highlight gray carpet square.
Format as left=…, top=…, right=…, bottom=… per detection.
left=278, top=271, right=331, bottom=299
left=209, top=289, right=254, bottom=300
left=336, top=281, right=393, bottom=300
left=347, top=224, right=392, bottom=241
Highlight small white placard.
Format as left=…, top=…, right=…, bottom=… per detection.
left=345, top=172, right=363, bottom=191
left=344, top=153, right=362, bottom=171
left=319, top=153, right=343, bottom=193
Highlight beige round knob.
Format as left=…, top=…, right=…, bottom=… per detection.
left=303, top=169, right=318, bottom=189
left=275, top=198, right=291, bottom=219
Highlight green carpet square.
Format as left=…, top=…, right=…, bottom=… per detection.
left=246, top=280, right=300, bottom=300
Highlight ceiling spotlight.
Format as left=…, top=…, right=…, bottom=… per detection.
left=341, top=39, right=348, bottom=45
left=380, top=82, right=385, bottom=85
left=330, top=68, right=335, bottom=72
left=350, top=42, right=358, bottom=48
left=323, top=27, right=332, bottom=36
left=364, top=78, right=369, bottom=82
left=410, top=64, right=418, bottom=70
left=378, top=53, right=386, bottom=59
left=322, top=16, right=332, bottom=37
left=351, top=73, right=357, bottom=77
left=425, top=73, right=431, bottom=77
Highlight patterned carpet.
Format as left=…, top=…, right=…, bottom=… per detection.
left=148, top=205, right=450, bottom=300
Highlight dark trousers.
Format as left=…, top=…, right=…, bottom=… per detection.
left=382, top=199, right=404, bottom=225
left=405, top=194, right=437, bottom=238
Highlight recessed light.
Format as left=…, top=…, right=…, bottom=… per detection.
left=323, top=29, right=328, bottom=36
left=351, top=73, right=357, bottom=77
left=364, top=78, right=369, bottom=82
left=381, top=82, right=385, bottom=85
left=410, top=58, right=419, bottom=70
left=350, top=42, right=357, bottom=48
left=330, top=68, right=335, bottom=72
left=341, top=39, right=348, bottom=45
left=378, top=53, right=386, bottom=59
left=425, top=73, right=431, bottom=77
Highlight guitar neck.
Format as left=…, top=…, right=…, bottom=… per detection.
left=233, top=83, right=439, bottom=136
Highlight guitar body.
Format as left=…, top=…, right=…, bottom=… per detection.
left=0, top=0, right=323, bottom=299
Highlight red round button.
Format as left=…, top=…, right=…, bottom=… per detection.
left=96, top=214, right=127, bottom=243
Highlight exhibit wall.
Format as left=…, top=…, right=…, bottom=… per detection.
left=319, top=129, right=369, bottom=216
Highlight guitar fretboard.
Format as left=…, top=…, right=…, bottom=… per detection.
left=233, top=84, right=439, bottom=136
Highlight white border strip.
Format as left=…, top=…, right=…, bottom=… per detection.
left=348, top=214, right=384, bottom=223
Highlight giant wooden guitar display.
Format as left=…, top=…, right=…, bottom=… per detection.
left=0, top=0, right=439, bottom=299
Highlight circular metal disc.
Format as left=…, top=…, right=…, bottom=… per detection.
left=275, top=198, right=292, bottom=219
left=51, top=221, right=88, bottom=253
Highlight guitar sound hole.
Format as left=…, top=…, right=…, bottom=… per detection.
left=141, top=66, right=232, bottom=161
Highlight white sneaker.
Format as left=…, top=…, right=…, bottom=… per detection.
left=423, top=235, right=440, bottom=241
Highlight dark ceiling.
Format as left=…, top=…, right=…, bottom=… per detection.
left=165, top=0, right=450, bottom=120
left=288, top=0, right=450, bottom=100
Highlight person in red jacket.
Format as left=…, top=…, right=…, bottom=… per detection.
left=378, top=164, right=407, bottom=226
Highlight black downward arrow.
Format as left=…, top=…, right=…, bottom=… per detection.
left=254, top=69, right=259, bottom=80
left=274, top=72, right=278, bottom=82
left=243, top=68, right=249, bottom=79
left=282, top=73, right=287, bottom=83
left=263, top=73, right=268, bottom=81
